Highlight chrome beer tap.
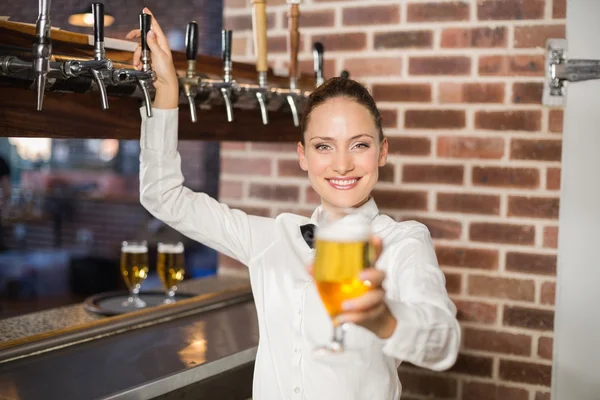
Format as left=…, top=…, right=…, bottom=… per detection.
left=137, top=12, right=155, bottom=117
left=313, top=42, right=324, bottom=87
left=178, top=21, right=201, bottom=122
left=33, top=0, right=52, bottom=111
left=237, top=0, right=269, bottom=125
left=60, top=3, right=112, bottom=110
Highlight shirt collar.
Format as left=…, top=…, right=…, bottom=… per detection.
left=309, top=197, right=380, bottom=225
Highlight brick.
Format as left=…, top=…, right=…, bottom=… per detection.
left=343, top=5, right=400, bottom=25
left=441, top=27, right=507, bottom=48
left=464, top=328, right=532, bottom=355
left=541, top=281, right=556, bottom=305
left=231, top=36, right=247, bottom=57
left=224, top=13, right=276, bottom=31
left=436, top=246, right=498, bottom=270
left=478, top=0, right=545, bottom=20
left=437, top=136, right=504, bottom=160
left=410, top=56, right=471, bottom=75
left=267, top=36, right=287, bottom=54
left=504, top=306, right=555, bottom=331
left=549, top=109, right=564, bottom=133
left=343, top=58, right=402, bottom=78
left=475, top=110, right=541, bottom=131
left=283, top=9, right=335, bottom=28
left=397, top=370, right=457, bottom=398
left=405, top=110, right=466, bottom=129
left=507, top=252, right=557, bottom=275
left=404, top=217, right=461, bottom=239
left=437, top=193, right=500, bottom=215
left=305, top=186, right=320, bottom=205
left=514, top=25, right=566, bottom=48
left=379, top=163, right=395, bottom=183
left=449, top=353, right=493, bottom=377
left=222, top=142, right=246, bottom=151
left=249, top=184, right=299, bottom=202
left=539, top=336, right=553, bottom=360
left=298, top=59, right=336, bottom=81
left=499, top=360, right=552, bottom=386
left=445, top=272, right=462, bottom=294
left=472, top=166, right=539, bottom=189
left=511, top=139, right=562, bottom=161
left=470, top=222, right=535, bottom=244
left=277, top=159, right=304, bottom=178
left=439, top=82, right=505, bottom=104
left=463, top=382, right=529, bottom=400
left=251, top=143, right=297, bottom=152
left=479, top=55, right=545, bottom=76
left=221, top=157, right=271, bottom=175
left=508, top=196, right=560, bottom=219
left=380, top=109, right=398, bottom=128
left=536, top=392, right=551, bottom=400
left=468, top=275, right=535, bottom=301
left=403, top=164, right=464, bottom=185
left=372, top=189, right=428, bottom=210
left=454, top=300, right=497, bottom=324
left=311, top=33, right=366, bottom=51
left=512, top=82, right=543, bottom=104
left=553, top=0, right=566, bottom=18
left=219, top=180, right=243, bottom=199
left=543, top=226, right=558, bottom=248
left=407, top=2, right=470, bottom=22
left=388, top=137, right=431, bottom=156
left=373, top=84, right=431, bottom=102
left=374, top=31, right=433, bottom=49
left=224, top=0, right=246, bottom=8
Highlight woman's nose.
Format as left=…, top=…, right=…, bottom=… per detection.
left=332, top=150, right=354, bottom=174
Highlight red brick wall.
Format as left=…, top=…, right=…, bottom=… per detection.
left=223, top=0, right=564, bottom=398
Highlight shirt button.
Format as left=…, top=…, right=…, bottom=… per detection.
left=294, top=387, right=300, bottom=393
left=294, top=347, right=301, bottom=353
left=297, top=308, right=302, bottom=315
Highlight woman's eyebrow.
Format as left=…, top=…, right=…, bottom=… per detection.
left=309, top=134, right=374, bottom=142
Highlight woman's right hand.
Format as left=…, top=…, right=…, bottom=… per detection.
left=126, top=7, right=179, bottom=109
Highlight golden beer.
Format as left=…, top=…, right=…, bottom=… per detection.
left=157, top=242, right=185, bottom=290
left=313, top=214, right=373, bottom=318
left=120, top=245, right=149, bottom=289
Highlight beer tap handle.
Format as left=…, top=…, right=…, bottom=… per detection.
left=287, top=0, right=300, bottom=89
left=139, top=12, right=153, bottom=117
left=313, top=42, right=324, bottom=87
left=222, top=30, right=232, bottom=82
left=252, top=0, right=268, bottom=86
left=92, top=3, right=105, bottom=60
left=184, top=21, right=199, bottom=122
left=33, top=0, right=52, bottom=111
left=140, top=13, right=152, bottom=72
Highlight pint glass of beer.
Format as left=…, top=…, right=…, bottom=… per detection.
left=157, top=242, right=185, bottom=304
left=120, top=240, right=149, bottom=308
left=313, top=212, right=374, bottom=354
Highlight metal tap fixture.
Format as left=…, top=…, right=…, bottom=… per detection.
left=60, top=3, right=112, bottom=110
left=313, top=42, right=324, bottom=87
left=33, top=0, right=52, bottom=111
left=125, top=12, right=155, bottom=118
left=178, top=21, right=201, bottom=123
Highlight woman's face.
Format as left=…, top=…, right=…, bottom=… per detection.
left=297, top=97, right=388, bottom=214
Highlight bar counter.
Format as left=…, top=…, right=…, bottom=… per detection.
left=0, top=273, right=259, bottom=400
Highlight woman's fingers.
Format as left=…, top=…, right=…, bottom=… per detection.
left=142, top=8, right=171, bottom=54
left=125, top=29, right=141, bottom=40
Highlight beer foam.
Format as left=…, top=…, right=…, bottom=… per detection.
left=158, top=243, right=184, bottom=254
left=122, top=244, right=148, bottom=253
left=315, top=213, right=371, bottom=242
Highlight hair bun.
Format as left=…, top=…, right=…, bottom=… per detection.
left=340, top=70, right=350, bottom=79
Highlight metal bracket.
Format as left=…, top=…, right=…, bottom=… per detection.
left=544, top=38, right=600, bottom=106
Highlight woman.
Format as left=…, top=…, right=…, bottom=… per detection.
left=129, top=9, right=460, bottom=400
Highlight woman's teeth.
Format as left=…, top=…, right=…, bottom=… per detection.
left=330, top=179, right=357, bottom=186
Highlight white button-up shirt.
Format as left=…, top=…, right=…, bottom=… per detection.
left=139, top=109, right=461, bottom=400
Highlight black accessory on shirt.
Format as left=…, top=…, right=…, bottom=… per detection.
left=300, top=224, right=316, bottom=249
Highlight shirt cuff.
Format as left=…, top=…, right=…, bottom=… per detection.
left=139, top=106, right=179, bottom=153
left=380, top=300, right=428, bottom=363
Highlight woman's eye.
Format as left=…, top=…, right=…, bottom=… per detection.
left=315, top=144, right=331, bottom=151
left=353, top=142, right=370, bottom=149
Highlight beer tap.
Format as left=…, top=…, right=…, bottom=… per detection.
left=33, top=0, right=52, bottom=111
left=313, top=42, right=324, bottom=87
left=238, top=0, right=269, bottom=125
left=137, top=12, right=155, bottom=117
left=218, top=29, right=235, bottom=122
left=179, top=21, right=200, bottom=123
left=60, top=3, right=112, bottom=110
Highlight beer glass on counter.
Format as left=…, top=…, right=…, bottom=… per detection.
left=313, top=212, right=374, bottom=355
left=121, top=240, right=149, bottom=308
left=157, top=242, right=185, bottom=304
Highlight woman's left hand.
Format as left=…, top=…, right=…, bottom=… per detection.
left=335, top=236, right=397, bottom=339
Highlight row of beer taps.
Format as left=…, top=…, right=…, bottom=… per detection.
left=0, top=0, right=329, bottom=127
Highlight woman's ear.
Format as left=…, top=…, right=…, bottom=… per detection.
left=297, top=141, right=308, bottom=171
left=378, top=137, right=388, bottom=167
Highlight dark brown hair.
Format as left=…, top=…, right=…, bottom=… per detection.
left=300, top=77, right=384, bottom=146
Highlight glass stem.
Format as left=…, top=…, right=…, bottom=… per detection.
left=332, top=323, right=346, bottom=351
